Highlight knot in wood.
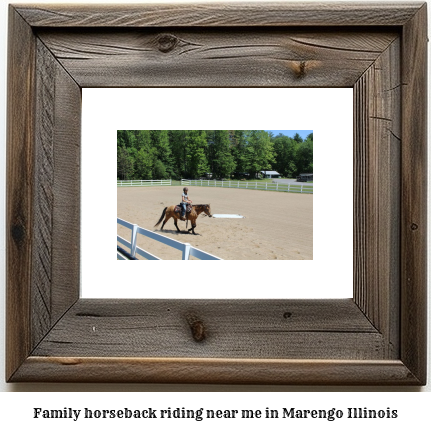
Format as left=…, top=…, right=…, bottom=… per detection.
left=411, top=223, right=419, bottom=230
left=186, top=314, right=206, bottom=342
left=157, top=34, right=179, bottom=53
left=294, top=61, right=307, bottom=79
left=11, top=222, right=26, bottom=246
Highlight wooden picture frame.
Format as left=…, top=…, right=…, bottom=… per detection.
left=6, top=2, right=427, bottom=384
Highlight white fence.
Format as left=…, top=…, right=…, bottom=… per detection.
left=117, top=218, right=222, bottom=260
left=181, top=179, right=313, bottom=194
left=117, top=179, right=172, bottom=187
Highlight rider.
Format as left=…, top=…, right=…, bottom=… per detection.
left=180, top=187, right=192, bottom=221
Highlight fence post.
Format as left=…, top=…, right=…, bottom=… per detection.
left=301, top=184, right=303, bottom=193
left=130, top=224, right=138, bottom=258
left=276, top=183, right=278, bottom=191
left=182, top=243, right=191, bottom=260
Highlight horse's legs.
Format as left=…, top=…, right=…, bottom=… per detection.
left=161, top=214, right=171, bottom=230
left=173, top=218, right=181, bottom=232
left=188, top=223, right=197, bottom=235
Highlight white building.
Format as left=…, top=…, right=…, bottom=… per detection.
left=261, top=170, right=281, bottom=179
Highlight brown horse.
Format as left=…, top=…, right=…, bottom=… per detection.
left=154, top=204, right=212, bottom=235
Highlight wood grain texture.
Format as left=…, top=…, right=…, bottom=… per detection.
left=37, top=29, right=398, bottom=88
left=7, top=9, right=82, bottom=382
left=6, top=7, right=36, bottom=381
left=32, top=40, right=56, bottom=347
left=6, top=2, right=427, bottom=385
left=12, top=357, right=420, bottom=385
left=353, top=38, right=401, bottom=358
left=32, top=299, right=384, bottom=360
left=50, top=52, right=81, bottom=324
left=400, top=3, right=428, bottom=384
left=15, top=2, right=423, bottom=27
left=31, top=39, right=81, bottom=353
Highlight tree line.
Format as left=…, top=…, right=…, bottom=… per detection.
left=117, top=130, right=313, bottom=180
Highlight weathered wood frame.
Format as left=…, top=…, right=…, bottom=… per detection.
left=6, top=2, right=427, bottom=384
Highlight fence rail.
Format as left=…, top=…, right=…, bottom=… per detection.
left=117, top=218, right=222, bottom=260
left=181, top=179, right=313, bottom=194
left=117, top=179, right=172, bottom=187
left=117, top=178, right=312, bottom=193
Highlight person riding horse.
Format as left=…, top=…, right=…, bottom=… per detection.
left=180, top=187, right=192, bottom=221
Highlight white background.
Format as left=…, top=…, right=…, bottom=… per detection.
left=0, top=0, right=429, bottom=415
left=2, top=392, right=430, bottom=431
left=81, top=87, right=353, bottom=299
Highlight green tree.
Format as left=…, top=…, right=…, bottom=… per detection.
left=153, top=159, right=168, bottom=179
left=117, top=130, right=136, bottom=149
left=168, top=130, right=188, bottom=178
left=230, top=130, right=247, bottom=178
left=134, top=146, right=155, bottom=179
left=116, top=129, right=311, bottom=181
left=134, top=130, right=152, bottom=151
left=293, top=132, right=303, bottom=143
left=151, top=130, right=174, bottom=178
left=273, top=135, right=298, bottom=177
left=244, top=130, right=275, bottom=178
left=296, top=139, right=313, bottom=174
left=270, top=132, right=313, bottom=178
left=185, top=130, right=209, bottom=178
left=212, top=130, right=235, bottom=179
left=117, top=145, right=134, bottom=180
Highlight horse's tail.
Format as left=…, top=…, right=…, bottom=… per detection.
left=154, top=207, right=167, bottom=227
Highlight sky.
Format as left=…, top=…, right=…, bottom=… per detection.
left=265, top=130, right=312, bottom=140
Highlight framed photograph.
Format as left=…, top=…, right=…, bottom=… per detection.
left=6, top=2, right=427, bottom=384
left=84, top=87, right=352, bottom=300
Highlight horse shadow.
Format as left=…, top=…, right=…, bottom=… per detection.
left=157, top=228, right=201, bottom=236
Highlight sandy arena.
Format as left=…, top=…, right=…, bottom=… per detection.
left=117, top=186, right=312, bottom=260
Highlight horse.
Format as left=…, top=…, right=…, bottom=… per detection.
left=154, top=204, right=212, bottom=235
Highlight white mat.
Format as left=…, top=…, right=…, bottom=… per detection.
left=212, top=214, right=244, bottom=218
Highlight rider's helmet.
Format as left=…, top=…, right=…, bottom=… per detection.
left=183, top=187, right=188, bottom=193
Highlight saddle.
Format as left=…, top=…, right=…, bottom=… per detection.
left=174, top=203, right=192, bottom=214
